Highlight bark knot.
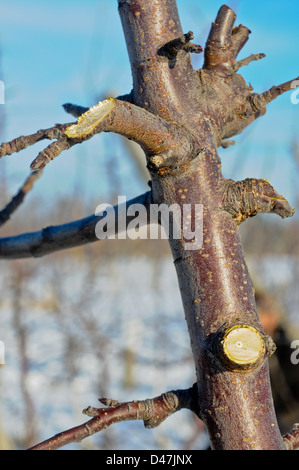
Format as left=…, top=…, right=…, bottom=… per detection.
left=222, top=178, right=295, bottom=224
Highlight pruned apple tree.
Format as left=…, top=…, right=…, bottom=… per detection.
left=0, top=0, right=299, bottom=450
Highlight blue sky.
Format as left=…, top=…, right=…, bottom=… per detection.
left=0, top=0, right=298, bottom=218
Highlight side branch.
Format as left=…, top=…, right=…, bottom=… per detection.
left=0, top=191, right=152, bottom=259
left=29, top=385, right=199, bottom=450
left=222, top=178, right=295, bottom=224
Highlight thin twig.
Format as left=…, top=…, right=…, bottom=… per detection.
left=0, top=171, right=42, bottom=228
left=232, top=53, right=266, bottom=72
left=0, top=123, right=72, bottom=158
left=28, top=385, right=199, bottom=450
left=221, top=139, right=235, bottom=149
left=62, top=93, right=133, bottom=119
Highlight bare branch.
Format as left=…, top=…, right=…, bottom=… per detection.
left=0, top=191, right=152, bottom=259
left=0, top=171, right=42, bottom=227
left=283, top=424, right=299, bottom=450
left=1, top=96, right=193, bottom=173
left=28, top=385, right=199, bottom=450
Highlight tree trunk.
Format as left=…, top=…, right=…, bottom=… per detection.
left=118, top=0, right=291, bottom=450
left=1, top=0, right=297, bottom=450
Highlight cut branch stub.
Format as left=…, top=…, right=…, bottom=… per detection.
left=204, top=5, right=237, bottom=75
left=65, top=98, right=117, bottom=139
left=219, top=325, right=266, bottom=372
left=223, top=178, right=295, bottom=224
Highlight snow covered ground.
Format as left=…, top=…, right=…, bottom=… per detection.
left=0, top=250, right=297, bottom=450
left=0, top=253, right=206, bottom=449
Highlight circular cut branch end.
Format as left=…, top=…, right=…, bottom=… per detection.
left=65, top=98, right=116, bottom=139
left=220, top=325, right=265, bottom=371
